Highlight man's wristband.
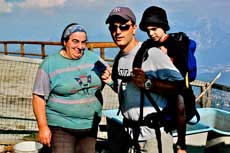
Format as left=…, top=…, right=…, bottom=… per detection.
left=107, top=81, right=114, bottom=87
left=144, top=79, right=152, bottom=90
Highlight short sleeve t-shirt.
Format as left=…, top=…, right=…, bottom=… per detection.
left=116, top=42, right=183, bottom=140
left=33, top=50, right=107, bottom=129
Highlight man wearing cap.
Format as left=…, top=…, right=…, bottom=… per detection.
left=102, top=6, right=185, bottom=153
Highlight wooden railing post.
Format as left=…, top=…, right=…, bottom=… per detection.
left=20, top=43, right=25, bottom=57
left=200, top=86, right=206, bottom=107
left=3, top=43, right=8, bottom=55
left=100, top=48, right=105, bottom=60
left=41, top=44, right=46, bottom=59
left=206, top=86, right=212, bottom=107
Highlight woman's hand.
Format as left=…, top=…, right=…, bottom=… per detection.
left=38, top=126, right=52, bottom=147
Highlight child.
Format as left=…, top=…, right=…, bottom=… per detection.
left=139, top=6, right=188, bottom=153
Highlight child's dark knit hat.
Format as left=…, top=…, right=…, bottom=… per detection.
left=139, top=6, right=170, bottom=31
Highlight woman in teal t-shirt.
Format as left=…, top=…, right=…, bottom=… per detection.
left=32, top=23, right=112, bottom=153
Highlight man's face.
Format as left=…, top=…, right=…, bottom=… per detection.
left=108, top=20, right=137, bottom=48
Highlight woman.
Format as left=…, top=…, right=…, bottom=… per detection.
left=32, top=23, right=112, bottom=153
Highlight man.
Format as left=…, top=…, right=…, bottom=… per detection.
left=102, top=6, right=185, bottom=153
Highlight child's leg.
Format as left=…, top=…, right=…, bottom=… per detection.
left=175, top=95, right=187, bottom=152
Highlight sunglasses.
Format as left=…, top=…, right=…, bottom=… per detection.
left=109, top=24, right=132, bottom=32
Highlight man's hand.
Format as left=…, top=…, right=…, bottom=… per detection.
left=132, top=68, right=147, bottom=89
left=101, top=66, right=113, bottom=84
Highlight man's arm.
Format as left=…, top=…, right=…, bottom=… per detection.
left=147, top=78, right=184, bottom=95
left=132, top=68, right=184, bottom=95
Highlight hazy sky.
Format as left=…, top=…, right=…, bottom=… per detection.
left=0, top=0, right=230, bottom=67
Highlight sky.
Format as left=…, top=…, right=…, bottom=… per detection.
left=0, top=0, right=230, bottom=83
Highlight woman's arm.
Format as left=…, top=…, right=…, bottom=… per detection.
left=32, top=94, right=51, bottom=147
